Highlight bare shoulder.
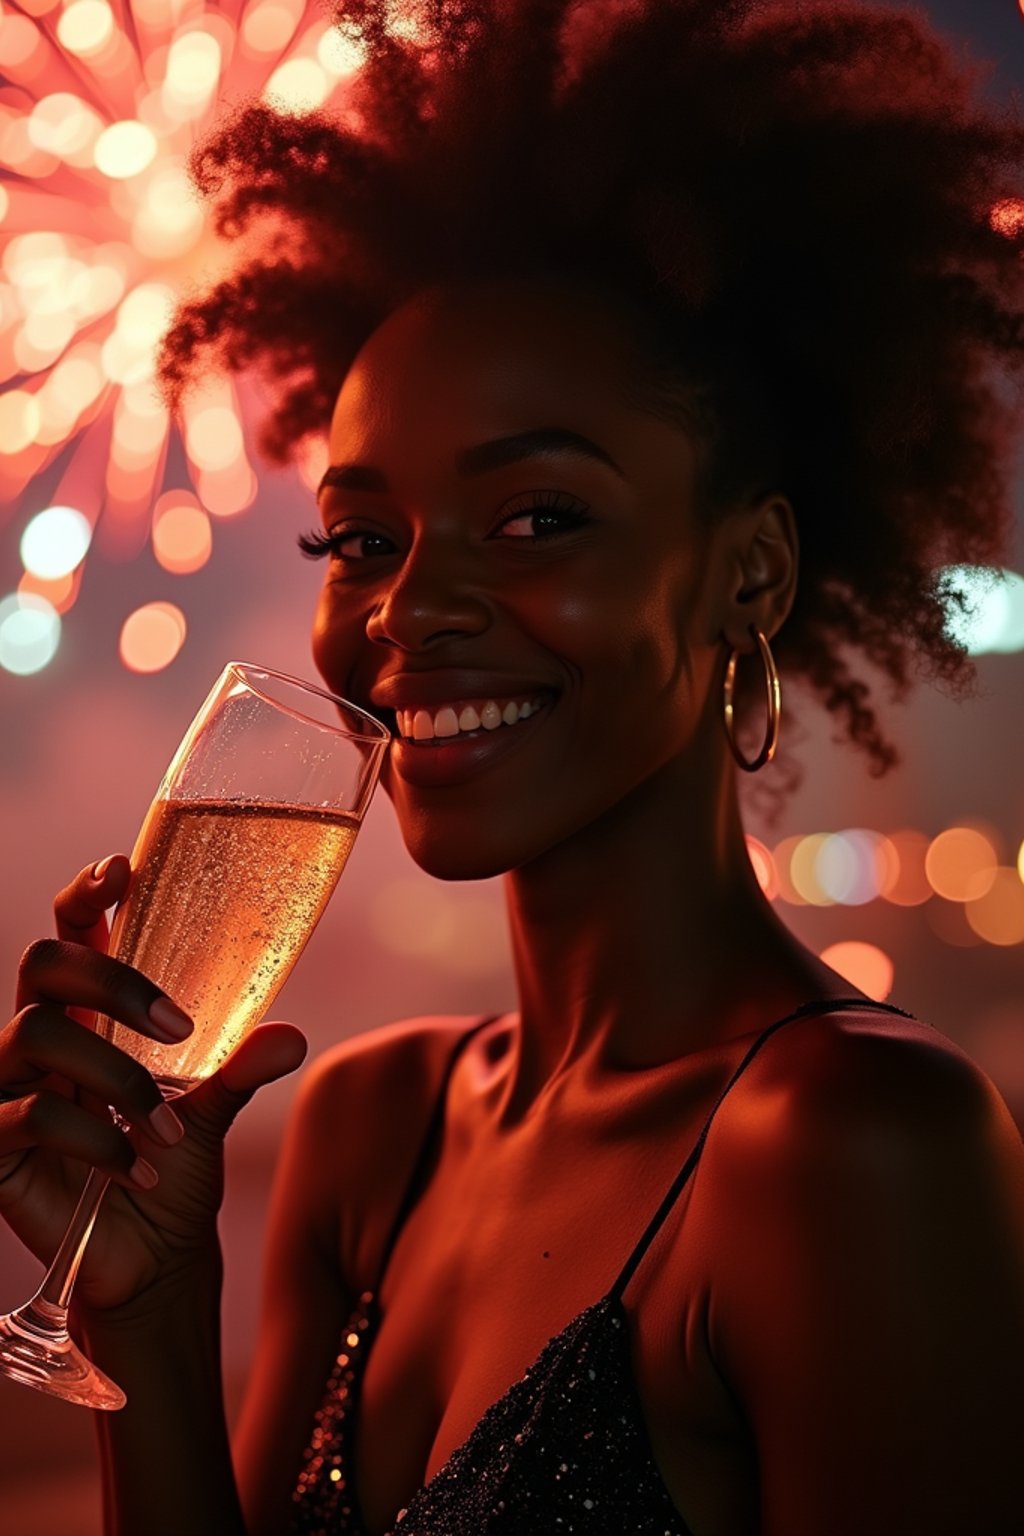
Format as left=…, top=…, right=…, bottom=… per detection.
left=702, top=1006, right=1024, bottom=1533
left=298, top=1012, right=481, bottom=1117
left=288, top=1013, right=495, bottom=1280
left=712, top=1002, right=1020, bottom=1160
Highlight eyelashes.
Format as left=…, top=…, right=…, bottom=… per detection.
left=297, top=491, right=591, bottom=564
left=297, top=527, right=384, bottom=559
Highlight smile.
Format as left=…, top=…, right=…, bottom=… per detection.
left=396, top=693, right=547, bottom=743
left=388, top=692, right=557, bottom=788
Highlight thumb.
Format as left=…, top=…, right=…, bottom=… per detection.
left=180, top=1022, right=307, bottom=1139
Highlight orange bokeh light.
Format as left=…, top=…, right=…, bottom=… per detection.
left=882, top=829, right=933, bottom=906
left=118, top=601, right=186, bottom=673
left=990, top=197, right=1024, bottom=239
left=819, top=940, right=894, bottom=1001
left=17, top=568, right=79, bottom=614
left=924, top=825, right=999, bottom=902
left=152, top=501, right=212, bottom=575
left=964, top=869, right=1024, bottom=946
left=744, top=834, right=777, bottom=900
left=197, top=462, right=258, bottom=517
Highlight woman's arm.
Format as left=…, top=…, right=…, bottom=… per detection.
left=710, top=1026, right=1024, bottom=1536
left=77, top=1252, right=244, bottom=1536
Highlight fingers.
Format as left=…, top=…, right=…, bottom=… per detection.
left=53, top=855, right=131, bottom=950
left=0, top=1005, right=184, bottom=1150
left=183, top=1023, right=307, bottom=1137
left=0, top=1089, right=158, bottom=1191
left=15, top=937, right=192, bottom=1044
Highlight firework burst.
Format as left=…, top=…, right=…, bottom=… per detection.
left=0, top=0, right=381, bottom=659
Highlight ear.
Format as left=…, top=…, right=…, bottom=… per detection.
left=718, top=494, right=799, bottom=651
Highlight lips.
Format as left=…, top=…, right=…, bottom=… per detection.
left=387, top=694, right=556, bottom=788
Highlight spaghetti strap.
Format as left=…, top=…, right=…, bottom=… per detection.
left=609, top=994, right=918, bottom=1303
left=373, top=1012, right=502, bottom=1289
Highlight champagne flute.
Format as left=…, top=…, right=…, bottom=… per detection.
left=0, top=662, right=389, bottom=1410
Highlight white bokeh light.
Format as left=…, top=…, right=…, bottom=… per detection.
left=0, top=592, right=61, bottom=675
left=941, top=565, right=1024, bottom=655
left=19, top=504, right=92, bottom=578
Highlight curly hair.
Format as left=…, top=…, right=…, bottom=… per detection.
left=157, top=0, right=1024, bottom=796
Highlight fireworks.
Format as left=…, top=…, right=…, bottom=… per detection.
left=0, top=0, right=376, bottom=655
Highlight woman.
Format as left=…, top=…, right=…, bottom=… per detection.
left=2, top=1, right=1023, bottom=1532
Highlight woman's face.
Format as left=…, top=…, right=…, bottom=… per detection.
left=311, top=276, right=733, bottom=880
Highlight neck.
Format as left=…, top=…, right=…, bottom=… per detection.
left=499, top=737, right=836, bottom=1118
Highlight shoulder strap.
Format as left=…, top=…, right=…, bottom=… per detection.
left=609, top=995, right=918, bottom=1303
left=373, top=1012, right=502, bottom=1291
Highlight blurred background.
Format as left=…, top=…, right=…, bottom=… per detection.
left=1, top=0, right=1022, bottom=1529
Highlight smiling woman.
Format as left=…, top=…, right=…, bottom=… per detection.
left=6, top=3, right=1021, bottom=1536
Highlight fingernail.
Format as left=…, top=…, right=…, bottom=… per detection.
left=92, top=855, right=116, bottom=882
left=147, top=1102, right=184, bottom=1146
left=148, top=997, right=193, bottom=1041
left=129, top=1157, right=158, bottom=1189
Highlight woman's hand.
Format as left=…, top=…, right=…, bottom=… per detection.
left=0, top=854, right=307, bottom=1315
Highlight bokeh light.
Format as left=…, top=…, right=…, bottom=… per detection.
left=789, top=833, right=833, bottom=905
left=990, top=197, right=1024, bottom=238
left=57, top=0, right=115, bottom=56
left=940, top=565, right=1024, bottom=655
left=264, top=57, right=332, bottom=113
left=881, top=829, right=933, bottom=906
left=815, top=828, right=896, bottom=905
left=819, top=940, right=894, bottom=1000
left=745, top=834, right=777, bottom=900
left=964, top=869, right=1024, bottom=946
left=771, top=835, right=809, bottom=905
left=118, top=601, right=186, bottom=672
left=152, top=496, right=212, bottom=575
left=93, top=120, right=159, bottom=179
left=0, top=592, right=61, bottom=675
left=18, top=568, right=79, bottom=614
left=19, top=505, right=92, bottom=579
left=925, top=825, right=999, bottom=902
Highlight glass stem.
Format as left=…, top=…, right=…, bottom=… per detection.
left=24, top=1166, right=110, bottom=1330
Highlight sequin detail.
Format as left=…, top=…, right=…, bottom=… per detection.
left=290, top=1289, right=693, bottom=1535
left=291, top=1289, right=378, bottom=1535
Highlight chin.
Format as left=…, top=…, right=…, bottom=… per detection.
left=399, top=815, right=519, bottom=882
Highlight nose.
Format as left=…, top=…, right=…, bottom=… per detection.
left=365, top=532, right=492, bottom=651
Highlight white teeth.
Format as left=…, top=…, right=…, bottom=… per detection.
left=396, top=695, right=547, bottom=741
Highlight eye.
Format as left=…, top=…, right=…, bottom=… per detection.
left=296, top=490, right=592, bottom=564
left=491, top=490, right=592, bottom=540
left=296, top=527, right=397, bottom=561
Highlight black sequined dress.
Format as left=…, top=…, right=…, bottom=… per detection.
left=290, top=995, right=918, bottom=1535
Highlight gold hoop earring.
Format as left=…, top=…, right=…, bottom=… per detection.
left=722, top=625, right=781, bottom=772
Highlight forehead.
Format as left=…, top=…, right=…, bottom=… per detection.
left=327, top=277, right=696, bottom=490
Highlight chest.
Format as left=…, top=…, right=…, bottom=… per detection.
left=348, top=1116, right=758, bottom=1536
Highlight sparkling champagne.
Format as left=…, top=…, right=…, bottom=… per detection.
left=97, top=797, right=358, bottom=1093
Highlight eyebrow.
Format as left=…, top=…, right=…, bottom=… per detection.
left=316, top=427, right=626, bottom=498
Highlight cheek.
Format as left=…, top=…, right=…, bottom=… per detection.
left=310, top=587, right=363, bottom=695
left=540, top=551, right=696, bottom=721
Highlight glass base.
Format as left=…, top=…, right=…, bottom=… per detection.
left=0, top=1301, right=126, bottom=1410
